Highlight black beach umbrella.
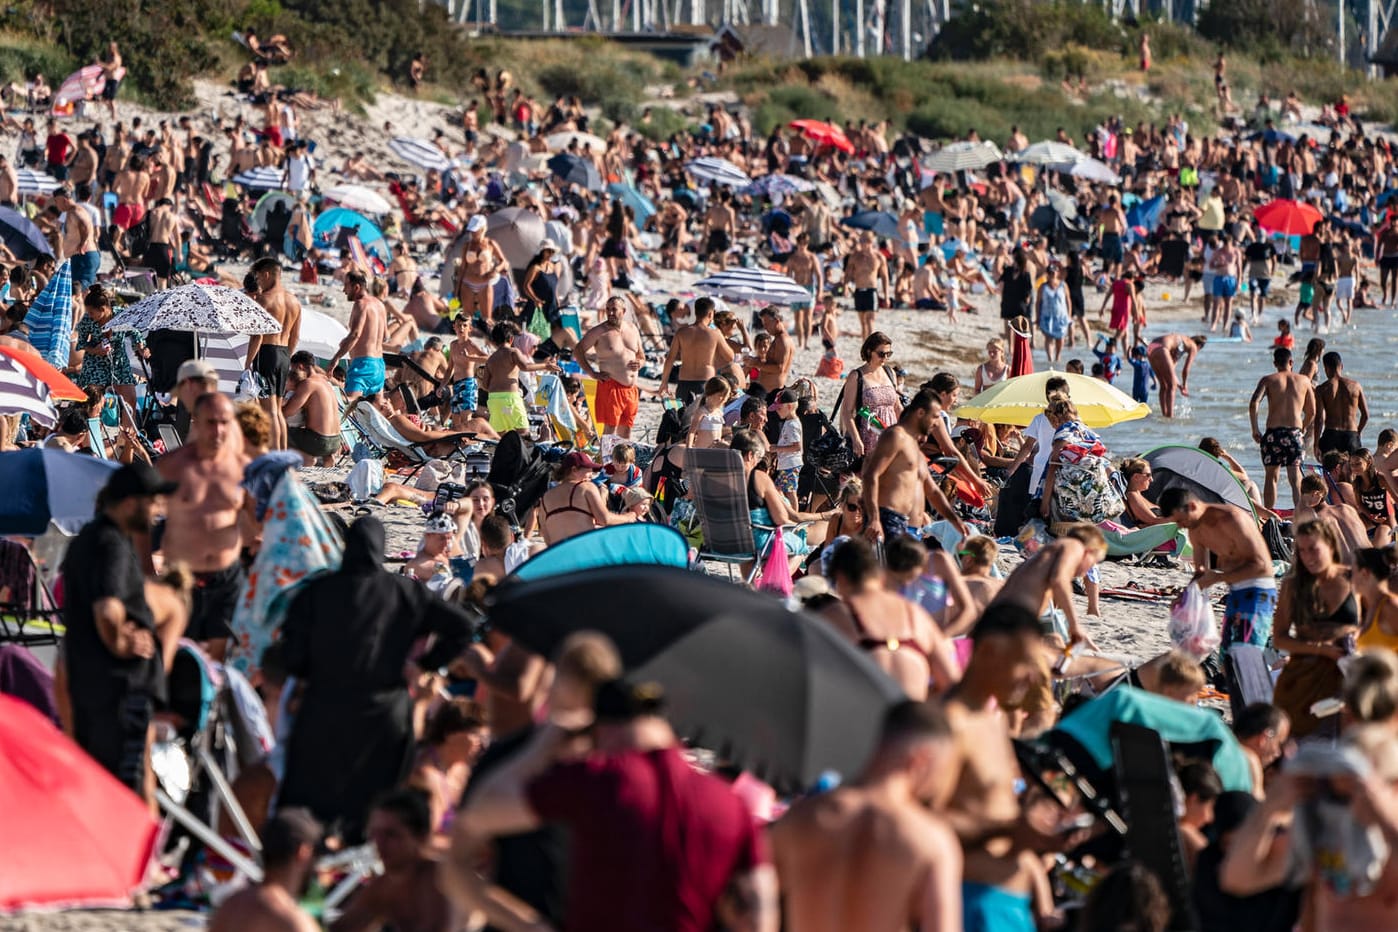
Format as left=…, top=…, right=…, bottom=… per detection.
left=487, top=565, right=905, bottom=792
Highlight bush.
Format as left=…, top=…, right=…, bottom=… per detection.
left=0, top=33, right=74, bottom=85
left=928, top=0, right=1122, bottom=63
left=635, top=105, right=692, bottom=140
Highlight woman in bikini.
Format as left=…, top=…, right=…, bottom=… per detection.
left=819, top=536, right=960, bottom=700
left=454, top=215, right=508, bottom=328
left=1119, top=458, right=1169, bottom=527
left=538, top=450, right=635, bottom=544
left=406, top=698, right=486, bottom=850
left=1355, top=547, right=1398, bottom=654
left=1350, top=449, right=1395, bottom=546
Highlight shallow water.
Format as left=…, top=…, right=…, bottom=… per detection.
left=1095, top=303, right=1398, bottom=510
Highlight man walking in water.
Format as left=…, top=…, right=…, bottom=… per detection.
left=155, top=393, right=251, bottom=662
left=574, top=295, right=643, bottom=447
left=1248, top=346, right=1315, bottom=510
left=658, top=296, right=735, bottom=406
left=1313, top=351, right=1369, bottom=459
left=247, top=257, right=301, bottom=451
left=772, top=701, right=963, bottom=932
left=328, top=270, right=386, bottom=402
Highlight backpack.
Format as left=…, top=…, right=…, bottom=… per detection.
left=1050, top=453, right=1125, bottom=524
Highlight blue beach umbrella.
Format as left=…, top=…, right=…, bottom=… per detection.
left=842, top=210, right=902, bottom=242
left=313, top=207, right=388, bottom=260
left=607, top=182, right=656, bottom=223
left=0, top=207, right=52, bottom=260
left=0, top=448, right=119, bottom=535
left=548, top=153, right=603, bottom=192
left=25, top=259, right=72, bottom=370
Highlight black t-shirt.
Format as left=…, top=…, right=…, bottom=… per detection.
left=1193, top=843, right=1299, bottom=932
left=60, top=513, right=165, bottom=705
left=1000, top=268, right=1032, bottom=320
left=1244, top=241, right=1275, bottom=264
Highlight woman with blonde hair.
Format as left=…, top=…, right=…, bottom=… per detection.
left=973, top=338, right=1008, bottom=393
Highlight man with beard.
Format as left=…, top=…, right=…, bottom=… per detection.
left=574, top=295, right=644, bottom=446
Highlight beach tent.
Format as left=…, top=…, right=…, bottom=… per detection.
left=509, top=524, right=689, bottom=583
left=1142, top=444, right=1255, bottom=518
left=313, top=207, right=388, bottom=260
left=1125, top=195, right=1166, bottom=243
left=249, top=191, right=295, bottom=234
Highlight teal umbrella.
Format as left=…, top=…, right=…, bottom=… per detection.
left=608, top=182, right=656, bottom=222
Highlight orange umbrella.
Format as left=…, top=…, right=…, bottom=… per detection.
left=0, top=346, right=86, bottom=401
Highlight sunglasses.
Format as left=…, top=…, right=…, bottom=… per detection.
left=875, top=349, right=894, bottom=358
left=844, top=503, right=861, bottom=513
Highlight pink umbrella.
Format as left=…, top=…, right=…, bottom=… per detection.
left=52, top=65, right=105, bottom=113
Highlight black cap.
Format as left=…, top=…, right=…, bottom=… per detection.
left=103, top=462, right=178, bottom=502
left=776, top=389, right=798, bottom=404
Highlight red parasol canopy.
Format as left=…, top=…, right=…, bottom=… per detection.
left=1253, top=198, right=1323, bottom=236
left=0, top=694, right=157, bottom=910
left=789, top=119, right=855, bottom=154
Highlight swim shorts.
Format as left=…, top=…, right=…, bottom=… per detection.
left=1212, top=274, right=1238, bottom=298
left=189, top=562, right=245, bottom=644
left=1223, top=584, right=1278, bottom=649
left=962, top=881, right=1036, bottom=932
left=1318, top=428, right=1362, bottom=455
left=878, top=506, right=915, bottom=541
left=1249, top=277, right=1270, bottom=297
left=451, top=377, right=478, bottom=415
left=344, top=356, right=386, bottom=397
left=1381, top=256, right=1398, bottom=272
left=1260, top=426, right=1303, bottom=467
left=254, top=344, right=291, bottom=398
left=854, top=287, right=878, bottom=313
left=113, top=202, right=145, bottom=231
left=594, top=377, right=639, bottom=429
left=288, top=426, right=341, bottom=458
left=676, top=379, right=707, bottom=407
left=1100, top=232, right=1123, bottom=264
left=487, top=390, right=529, bottom=433
left=775, top=467, right=800, bottom=497
left=1335, top=276, right=1354, bottom=300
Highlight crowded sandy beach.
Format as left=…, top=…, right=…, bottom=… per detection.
left=5, top=31, right=1398, bottom=932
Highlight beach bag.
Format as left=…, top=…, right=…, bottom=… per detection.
left=235, top=369, right=267, bottom=403
left=1169, top=583, right=1220, bottom=659
left=526, top=305, right=551, bottom=340
left=756, top=535, right=794, bottom=596
left=1050, top=454, right=1124, bottom=524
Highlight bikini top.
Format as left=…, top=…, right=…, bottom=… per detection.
left=544, top=482, right=594, bottom=521
left=848, top=599, right=929, bottom=660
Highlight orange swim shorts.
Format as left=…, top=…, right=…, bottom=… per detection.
left=593, top=377, right=639, bottom=428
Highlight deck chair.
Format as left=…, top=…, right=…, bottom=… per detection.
left=345, top=402, right=481, bottom=479
left=687, top=446, right=783, bottom=584
left=1110, top=722, right=1201, bottom=931
left=0, top=539, right=63, bottom=649
left=1224, top=643, right=1275, bottom=718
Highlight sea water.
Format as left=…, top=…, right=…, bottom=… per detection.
left=1094, top=305, right=1398, bottom=511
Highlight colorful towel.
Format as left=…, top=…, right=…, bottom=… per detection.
left=26, top=259, right=73, bottom=370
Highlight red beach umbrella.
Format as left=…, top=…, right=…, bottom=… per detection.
left=1254, top=199, right=1324, bottom=236
left=0, top=694, right=157, bottom=910
left=789, top=119, right=855, bottom=154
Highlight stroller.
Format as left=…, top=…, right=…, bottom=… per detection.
left=152, top=640, right=273, bottom=891
left=487, top=431, right=557, bottom=531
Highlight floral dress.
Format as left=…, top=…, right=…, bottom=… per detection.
left=75, top=316, right=141, bottom=388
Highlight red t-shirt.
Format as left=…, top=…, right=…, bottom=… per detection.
left=45, top=132, right=73, bottom=166
left=527, top=746, right=767, bottom=932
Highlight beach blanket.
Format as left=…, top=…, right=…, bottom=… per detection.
left=229, top=472, right=342, bottom=679
left=1103, top=522, right=1186, bottom=558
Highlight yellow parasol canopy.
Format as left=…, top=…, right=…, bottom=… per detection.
left=954, top=371, right=1149, bottom=428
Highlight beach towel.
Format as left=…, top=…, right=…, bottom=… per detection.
left=25, top=259, right=73, bottom=370
left=1101, top=522, right=1186, bottom=557
left=228, top=472, right=343, bottom=680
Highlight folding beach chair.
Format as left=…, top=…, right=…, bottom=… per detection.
left=0, top=538, right=63, bottom=649
left=345, top=402, right=481, bottom=480
left=686, top=446, right=781, bottom=584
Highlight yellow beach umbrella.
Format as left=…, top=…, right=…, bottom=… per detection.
left=955, top=371, right=1149, bottom=429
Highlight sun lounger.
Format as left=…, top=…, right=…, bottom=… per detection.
left=346, top=402, right=482, bottom=479
left=0, top=539, right=63, bottom=650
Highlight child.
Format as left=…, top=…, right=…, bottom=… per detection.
left=1092, top=335, right=1122, bottom=384
left=472, top=514, right=514, bottom=580
left=1129, top=344, right=1154, bottom=405
left=815, top=337, right=844, bottom=379
left=1099, top=271, right=1136, bottom=344
left=1273, top=318, right=1294, bottom=349
left=687, top=376, right=731, bottom=448
left=818, top=292, right=841, bottom=347
left=1090, top=362, right=1106, bottom=381
left=748, top=332, right=772, bottom=384
left=1228, top=309, right=1253, bottom=341
left=771, top=388, right=803, bottom=508
left=1294, top=271, right=1315, bottom=327
left=941, top=266, right=962, bottom=325
left=957, top=536, right=1003, bottom=614
left=605, top=442, right=643, bottom=491
left=1065, top=358, right=1085, bottom=375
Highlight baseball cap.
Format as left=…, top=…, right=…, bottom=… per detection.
left=103, top=462, right=179, bottom=501
left=176, top=359, right=218, bottom=383
left=424, top=512, right=456, bottom=535
left=467, top=214, right=487, bottom=233
left=561, top=450, right=604, bottom=471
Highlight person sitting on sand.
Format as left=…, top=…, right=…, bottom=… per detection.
left=957, top=536, right=1004, bottom=614
left=988, top=522, right=1107, bottom=651
left=330, top=789, right=454, bottom=932
left=209, top=809, right=321, bottom=932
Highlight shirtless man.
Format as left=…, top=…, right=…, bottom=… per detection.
left=1314, top=351, right=1368, bottom=459
left=68, top=133, right=98, bottom=189
left=1160, top=487, right=1276, bottom=653
left=246, top=257, right=302, bottom=450
left=1096, top=195, right=1129, bottom=278
left=863, top=389, right=940, bottom=543
left=1378, top=222, right=1398, bottom=306
left=846, top=233, right=889, bottom=341
left=754, top=306, right=793, bottom=392
left=141, top=197, right=178, bottom=289
left=941, top=604, right=1068, bottom=932
left=329, top=270, right=387, bottom=402
left=282, top=352, right=340, bottom=465
left=100, top=126, right=129, bottom=194
left=155, top=393, right=251, bottom=662
left=1249, top=346, right=1316, bottom=510
left=52, top=186, right=100, bottom=289
left=771, top=701, right=962, bottom=932
left=330, top=790, right=452, bottom=932
left=786, top=234, right=823, bottom=349
left=701, top=188, right=737, bottom=268
left=209, top=809, right=320, bottom=932
left=454, top=215, right=508, bottom=327
left=574, top=296, right=643, bottom=443
left=404, top=280, right=451, bottom=335
left=479, top=320, right=557, bottom=435
left=388, top=242, right=418, bottom=295
left=111, top=154, right=149, bottom=253
left=658, top=296, right=736, bottom=406
left=446, top=315, right=490, bottom=429
left=1294, top=473, right=1370, bottom=563
left=0, top=154, right=16, bottom=206
left=987, top=523, right=1106, bottom=650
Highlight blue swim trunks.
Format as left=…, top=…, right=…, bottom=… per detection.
left=963, top=881, right=1035, bottom=932
left=345, top=356, right=386, bottom=397
left=451, top=377, right=478, bottom=414
left=1213, top=274, right=1239, bottom=298
left=1223, top=583, right=1277, bottom=649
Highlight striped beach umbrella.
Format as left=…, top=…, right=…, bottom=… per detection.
left=51, top=65, right=105, bottom=112
left=0, top=355, right=57, bottom=428
left=232, top=166, right=285, bottom=191
left=15, top=170, right=60, bottom=197
left=25, top=259, right=72, bottom=370
left=922, top=140, right=1003, bottom=173
left=1014, top=141, right=1082, bottom=166
left=693, top=267, right=812, bottom=305
left=388, top=136, right=450, bottom=172
left=685, top=157, right=752, bottom=188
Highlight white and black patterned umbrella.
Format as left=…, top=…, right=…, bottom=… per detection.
left=1015, top=141, right=1082, bottom=166
left=0, top=354, right=56, bottom=427
left=686, top=157, right=752, bottom=188
left=232, top=166, right=285, bottom=191
left=741, top=173, right=815, bottom=198
left=106, top=283, right=281, bottom=335
left=15, top=169, right=60, bottom=197
left=389, top=136, right=450, bottom=172
left=922, top=140, right=1003, bottom=173
left=693, top=267, right=811, bottom=305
